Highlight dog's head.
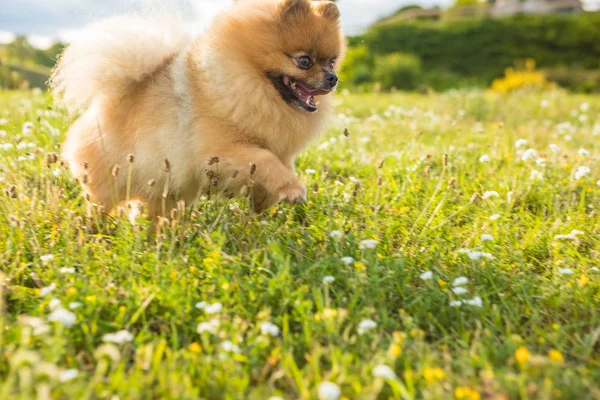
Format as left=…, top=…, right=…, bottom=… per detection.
left=223, top=0, right=345, bottom=113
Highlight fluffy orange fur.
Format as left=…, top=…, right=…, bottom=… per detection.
left=51, top=0, right=345, bottom=216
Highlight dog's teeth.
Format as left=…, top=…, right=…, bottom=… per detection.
left=306, top=98, right=311, bottom=105
left=290, top=82, right=296, bottom=89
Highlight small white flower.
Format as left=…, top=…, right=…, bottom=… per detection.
left=359, top=239, right=378, bottom=250
left=58, top=369, right=79, bottom=383
left=69, top=302, right=83, bottom=310
left=357, top=319, right=377, bottom=335
left=480, top=234, right=494, bottom=242
left=558, top=268, right=574, bottom=276
left=555, top=229, right=585, bottom=241
left=40, top=254, right=55, bottom=264
left=464, top=296, right=483, bottom=308
left=48, top=308, right=76, bottom=327
left=204, top=303, right=223, bottom=314
left=318, top=382, right=341, bottom=400
left=305, top=169, right=317, bottom=175
left=59, top=267, right=76, bottom=274
left=521, top=149, right=538, bottom=162
left=197, top=319, right=220, bottom=334
left=540, top=100, right=549, bottom=108
left=452, top=287, right=468, bottom=295
left=49, top=298, right=62, bottom=311
left=580, top=102, right=590, bottom=112
left=482, top=191, right=499, bottom=200
left=329, top=230, right=343, bottom=240
left=515, top=139, right=528, bottom=149
left=490, top=214, right=501, bottom=221
left=372, top=365, right=396, bottom=380
left=574, top=166, right=590, bottom=180
left=535, top=158, right=546, bottom=167
left=102, top=330, right=134, bottom=344
left=39, top=283, right=57, bottom=297
left=419, top=271, right=433, bottom=281
left=578, top=149, right=590, bottom=157
left=452, top=277, right=468, bottom=287
left=549, top=144, right=560, bottom=153
left=340, top=257, right=354, bottom=265
left=449, top=300, right=462, bottom=307
left=468, top=251, right=493, bottom=260
left=195, top=301, right=207, bottom=310
left=479, top=154, right=491, bottom=163
left=530, top=169, right=544, bottom=181
left=260, top=321, right=280, bottom=337
left=22, top=122, right=33, bottom=136
left=269, top=397, right=284, bottom=400
left=0, top=130, right=6, bottom=138
left=221, top=340, right=241, bottom=353
left=0, top=143, right=13, bottom=151
left=322, top=276, right=336, bottom=284
left=591, top=267, right=599, bottom=273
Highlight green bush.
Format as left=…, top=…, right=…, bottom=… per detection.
left=346, top=12, right=600, bottom=91
left=340, top=45, right=373, bottom=87
left=545, top=67, right=600, bottom=93
left=373, top=52, right=421, bottom=90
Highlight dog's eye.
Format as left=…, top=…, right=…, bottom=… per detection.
left=330, top=59, right=336, bottom=69
left=297, top=56, right=313, bottom=70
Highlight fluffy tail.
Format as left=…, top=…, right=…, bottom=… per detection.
left=51, top=15, right=192, bottom=112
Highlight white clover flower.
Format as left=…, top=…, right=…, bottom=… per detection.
left=464, top=296, right=483, bottom=308
left=204, top=303, right=223, bottom=314
left=329, top=230, right=343, bottom=240
left=580, top=102, right=590, bottom=112
left=0, top=143, right=13, bottom=151
left=373, top=365, right=396, bottom=380
left=554, top=229, right=585, bottom=241
left=452, top=287, right=468, bottom=295
left=221, top=340, right=241, bottom=353
left=357, top=319, right=377, bottom=335
left=102, top=330, right=134, bottom=344
left=59, top=267, right=76, bottom=274
left=0, top=130, right=6, bottom=138
left=449, top=300, right=462, bottom=307
left=521, top=149, right=538, bottom=162
left=39, top=283, right=57, bottom=297
left=490, top=214, right=501, bottom=221
left=558, top=268, right=574, bottom=275
left=58, top=369, right=79, bottom=383
left=260, top=321, right=280, bottom=337
left=468, top=251, right=493, bottom=261
left=480, top=234, right=494, bottom=242
left=318, top=382, right=341, bottom=400
left=359, top=239, right=378, bottom=250
left=340, top=257, right=354, bottom=265
left=69, top=302, right=83, bottom=310
left=452, top=277, right=468, bottom=287
left=40, top=254, right=55, bottom=264
left=515, top=139, right=528, bottom=149
left=535, top=158, right=546, bottom=167
left=578, top=149, right=590, bottom=157
left=322, top=276, right=336, bottom=284
left=305, top=169, right=317, bottom=175
left=22, top=122, right=33, bottom=136
left=549, top=144, right=560, bottom=153
left=479, top=154, right=491, bottom=163
left=482, top=191, right=499, bottom=200
left=579, top=114, right=588, bottom=122
left=419, top=271, right=433, bottom=281
left=530, top=170, right=543, bottom=181
left=540, top=100, right=549, bottom=108
left=197, top=319, right=220, bottom=334
left=48, top=308, right=76, bottom=328
left=0, top=118, right=7, bottom=125
left=195, top=301, right=207, bottom=310
left=49, top=298, right=62, bottom=311
left=574, top=166, right=590, bottom=180
left=591, top=267, right=599, bottom=273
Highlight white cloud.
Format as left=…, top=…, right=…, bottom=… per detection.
left=0, top=31, right=16, bottom=45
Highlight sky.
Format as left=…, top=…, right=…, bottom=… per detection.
left=0, top=0, right=453, bottom=48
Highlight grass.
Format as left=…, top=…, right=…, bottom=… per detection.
left=0, top=88, right=599, bottom=399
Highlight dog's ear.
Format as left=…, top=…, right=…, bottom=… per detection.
left=314, top=1, right=340, bottom=21
left=278, top=0, right=311, bottom=19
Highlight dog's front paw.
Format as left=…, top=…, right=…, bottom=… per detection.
left=277, top=178, right=307, bottom=205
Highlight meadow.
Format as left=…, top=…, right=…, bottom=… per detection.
left=0, top=89, right=599, bottom=399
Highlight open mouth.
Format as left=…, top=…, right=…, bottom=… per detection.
left=269, top=74, right=331, bottom=113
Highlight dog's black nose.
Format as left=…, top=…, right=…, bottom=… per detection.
left=325, top=73, right=338, bottom=88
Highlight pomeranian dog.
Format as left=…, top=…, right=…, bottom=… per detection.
left=51, top=0, right=345, bottom=216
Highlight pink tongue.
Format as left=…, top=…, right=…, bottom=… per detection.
left=283, top=76, right=290, bottom=85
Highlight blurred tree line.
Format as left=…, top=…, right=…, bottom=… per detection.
left=0, top=36, right=65, bottom=89
left=342, top=12, right=600, bottom=93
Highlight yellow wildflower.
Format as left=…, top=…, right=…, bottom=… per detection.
left=515, top=346, right=530, bottom=365
left=354, top=262, right=366, bottom=272
left=189, top=342, right=202, bottom=354
left=388, top=343, right=401, bottom=357
left=67, top=287, right=77, bottom=296
left=423, top=367, right=445, bottom=382
left=548, top=349, right=564, bottom=364
left=578, top=275, right=590, bottom=288
left=438, top=279, right=447, bottom=287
